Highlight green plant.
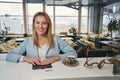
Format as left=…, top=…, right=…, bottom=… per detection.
left=107, top=18, right=119, bottom=40
left=68, top=27, right=76, bottom=34
left=118, top=19, right=120, bottom=33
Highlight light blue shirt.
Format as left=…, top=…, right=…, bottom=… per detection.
left=6, top=35, right=77, bottom=63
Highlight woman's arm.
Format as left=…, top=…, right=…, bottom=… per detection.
left=57, top=36, right=77, bottom=60
left=6, top=39, right=27, bottom=63
left=23, top=56, right=41, bottom=65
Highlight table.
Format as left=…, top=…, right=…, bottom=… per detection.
left=0, top=56, right=120, bottom=80
left=15, top=38, right=25, bottom=42
left=59, top=34, right=81, bottom=42
left=100, top=41, right=120, bottom=49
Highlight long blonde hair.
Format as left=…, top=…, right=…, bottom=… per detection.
left=32, top=12, right=54, bottom=48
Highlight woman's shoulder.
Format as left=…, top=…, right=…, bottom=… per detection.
left=53, top=35, right=64, bottom=43
left=24, top=37, right=32, bottom=40
left=53, top=35, right=60, bottom=39
left=24, top=37, right=33, bottom=42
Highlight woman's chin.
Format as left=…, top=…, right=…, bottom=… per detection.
left=37, top=32, right=46, bottom=36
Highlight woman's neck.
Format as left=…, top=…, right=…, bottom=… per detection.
left=38, top=35, right=48, bottom=47
left=38, top=35, right=47, bottom=40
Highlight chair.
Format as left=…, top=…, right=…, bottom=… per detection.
left=76, top=40, right=113, bottom=58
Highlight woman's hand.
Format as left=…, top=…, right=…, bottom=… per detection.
left=23, top=56, right=41, bottom=65
left=40, top=56, right=61, bottom=65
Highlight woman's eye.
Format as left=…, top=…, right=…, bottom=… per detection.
left=35, top=21, right=40, bottom=24
left=35, top=21, right=47, bottom=25
left=42, top=22, right=47, bottom=25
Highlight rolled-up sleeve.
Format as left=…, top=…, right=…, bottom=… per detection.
left=6, top=39, right=27, bottom=63
left=57, top=36, right=77, bottom=60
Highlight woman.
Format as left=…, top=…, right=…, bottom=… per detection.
left=6, top=12, right=77, bottom=65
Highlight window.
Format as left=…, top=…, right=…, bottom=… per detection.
left=46, top=6, right=54, bottom=33
left=55, top=6, right=78, bottom=35
left=0, top=1, right=23, bottom=34
left=81, top=7, right=88, bottom=33
left=27, top=3, right=43, bottom=34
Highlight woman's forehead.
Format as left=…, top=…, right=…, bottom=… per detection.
left=35, top=16, right=47, bottom=21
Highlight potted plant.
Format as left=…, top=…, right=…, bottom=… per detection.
left=118, top=19, right=120, bottom=33
left=107, top=18, right=119, bottom=40
left=68, top=27, right=77, bottom=41
left=69, top=27, right=77, bottom=36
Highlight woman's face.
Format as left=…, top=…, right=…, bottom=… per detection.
left=34, top=15, right=48, bottom=36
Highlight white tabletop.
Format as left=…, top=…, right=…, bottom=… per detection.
left=0, top=57, right=120, bottom=80
left=15, top=38, right=25, bottom=42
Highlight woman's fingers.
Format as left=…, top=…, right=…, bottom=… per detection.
left=40, top=58, right=54, bottom=65
left=23, top=56, right=41, bottom=65
left=29, top=60, right=36, bottom=65
left=32, top=58, right=41, bottom=65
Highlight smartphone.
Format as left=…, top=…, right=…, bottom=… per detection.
left=32, top=64, right=53, bottom=70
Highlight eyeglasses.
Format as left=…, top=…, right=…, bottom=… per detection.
left=84, top=46, right=120, bottom=69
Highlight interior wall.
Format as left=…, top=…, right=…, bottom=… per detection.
left=90, top=4, right=103, bottom=34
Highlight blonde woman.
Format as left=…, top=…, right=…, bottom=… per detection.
left=6, top=12, right=77, bottom=65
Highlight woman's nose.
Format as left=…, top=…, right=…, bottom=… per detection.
left=39, top=23, right=43, bottom=27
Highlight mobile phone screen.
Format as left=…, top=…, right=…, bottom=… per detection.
left=32, top=64, right=53, bottom=70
